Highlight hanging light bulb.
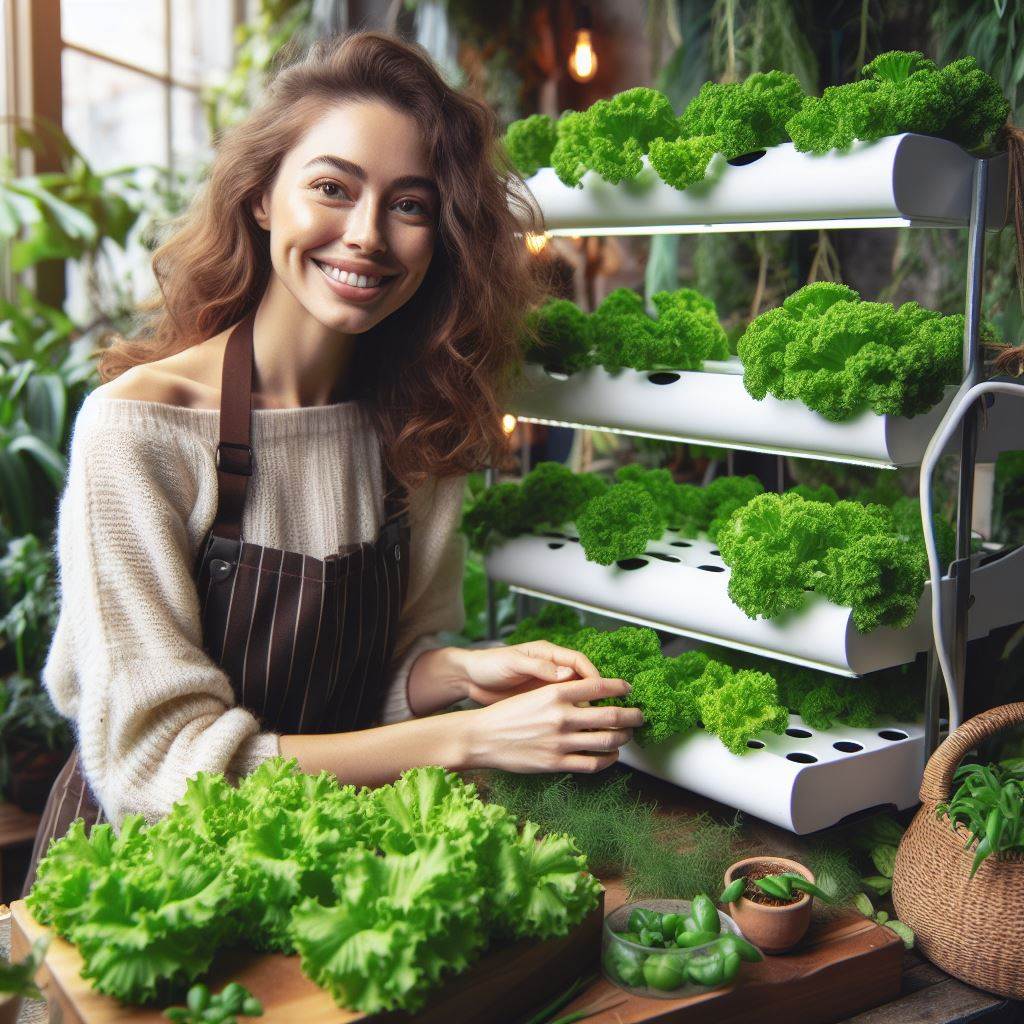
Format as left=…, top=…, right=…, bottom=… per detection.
left=502, top=414, right=518, bottom=435
left=524, top=231, right=549, bottom=254
left=568, top=4, right=598, bottom=83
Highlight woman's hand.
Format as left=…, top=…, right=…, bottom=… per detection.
left=457, top=640, right=602, bottom=706
left=461, top=675, right=643, bottom=774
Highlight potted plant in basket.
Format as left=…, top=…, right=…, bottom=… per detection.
left=893, top=701, right=1024, bottom=1000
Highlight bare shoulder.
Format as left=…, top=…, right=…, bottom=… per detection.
left=93, top=336, right=227, bottom=410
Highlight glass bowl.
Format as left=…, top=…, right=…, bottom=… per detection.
left=602, top=898, right=746, bottom=999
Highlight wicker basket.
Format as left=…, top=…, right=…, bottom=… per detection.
left=892, top=702, right=1024, bottom=999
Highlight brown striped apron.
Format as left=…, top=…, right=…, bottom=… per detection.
left=22, top=308, right=411, bottom=895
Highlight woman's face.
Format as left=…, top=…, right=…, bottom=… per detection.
left=252, top=98, right=438, bottom=332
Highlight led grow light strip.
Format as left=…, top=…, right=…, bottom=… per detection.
left=538, top=216, right=925, bottom=237
left=509, top=414, right=901, bottom=470
left=506, top=584, right=861, bottom=678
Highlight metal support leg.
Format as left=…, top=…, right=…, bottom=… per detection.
left=930, top=158, right=988, bottom=750
left=924, top=649, right=943, bottom=762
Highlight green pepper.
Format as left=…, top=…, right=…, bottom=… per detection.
left=604, top=942, right=646, bottom=988
left=617, top=931, right=642, bottom=944
left=675, top=929, right=719, bottom=948
left=639, top=927, right=664, bottom=948
left=220, top=984, right=247, bottom=1015
left=690, top=894, right=720, bottom=934
left=720, top=950, right=741, bottom=985
left=685, top=950, right=726, bottom=987
left=712, top=933, right=763, bottom=963
left=660, top=912, right=681, bottom=937
left=719, top=878, right=745, bottom=904
left=642, top=954, right=688, bottom=991
left=240, top=998, right=263, bottom=1018
left=628, top=907, right=662, bottom=934
left=187, top=986, right=211, bottom=1014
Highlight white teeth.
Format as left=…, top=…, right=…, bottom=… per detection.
left=314, top=260, right=383, bottom=289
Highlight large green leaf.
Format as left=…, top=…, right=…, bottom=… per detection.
left=23, top=374, right=67, bottom=450
left=0, top=449, right=35, bottom=535
left=7, top=433, right=66, bottom=489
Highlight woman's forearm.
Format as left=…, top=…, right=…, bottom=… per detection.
left=405, top=644, right=471, bottom=715
left=278, top=707, right=482, bottom=787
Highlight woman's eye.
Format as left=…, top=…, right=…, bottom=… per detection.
left=313, top=180, right=347, bottom=200
left=395, top=198, right=428, bottom=216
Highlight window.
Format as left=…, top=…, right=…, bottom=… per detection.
left=59, top=0, right=239, bottom=319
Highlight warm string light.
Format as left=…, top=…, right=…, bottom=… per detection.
left=501, top=414, right=518, bottom=435
left=524, top=231, right=550, bottom=254
left=568, top=5, right=598, bottom=83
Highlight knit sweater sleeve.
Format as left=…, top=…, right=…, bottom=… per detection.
left=42, top=401, right=279, bottom=827
left=378, top=474, right=468, bottom=724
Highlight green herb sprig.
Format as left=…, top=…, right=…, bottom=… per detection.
left=936, top=760, right=1024, bottom=877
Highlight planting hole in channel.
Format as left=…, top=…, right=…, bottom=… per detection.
left=786, top=727, right=813, bottom=738
left=709, top=549, right=720, bottom=556
left=670, top=540, right=692, bottom=548
left=547, top=542, right=565, bottom=550
left=878, top=729, right=909, bottom=742
left=833, top=741, right=864, bottom=753
left=647, top=372, right=681, bottom=386
left=747, top=739, right=765, bottom=750
left=542, top=532, right=568, bottom=539
left=727, top=150, right=766, bottom=166
left=616, top=558, right=649, bottom=570
left=646, top=551, right=681, bottom=563
left=697, top=564, right=726, bottom=572
left=786, top=752, right=818, bottom=764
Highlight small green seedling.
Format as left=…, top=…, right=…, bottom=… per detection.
left=164, top=982, right=263, bottom=1023
left=754, top=872, right=833, bottom=902
left=854, top=892, right=915, bottom=949
left=718, top=878, right=745, bottom=904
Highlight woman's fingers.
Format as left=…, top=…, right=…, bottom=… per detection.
left=557, top=675, right=631, bottom=704
left=560, top=729, right=633, bottom=753
left=559, top=752, right=620, bottom=773
left=566, top=703, right=644, bottom=730
left=517, top=640, right=600, bottom=681
left=508, top=654, right=578, bottom=684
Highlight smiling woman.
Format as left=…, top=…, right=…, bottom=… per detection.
left=22, top=31, right=643, bottom=895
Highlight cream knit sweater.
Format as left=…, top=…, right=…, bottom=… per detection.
left=42, top=389, right=467, bottom=827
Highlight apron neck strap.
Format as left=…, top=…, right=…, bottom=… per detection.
left=211, top=308, right=256, bottom=541
left=211, top=307, right=408, bottom=539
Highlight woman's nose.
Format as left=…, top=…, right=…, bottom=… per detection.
left=343, top=197, right=387, bottom=255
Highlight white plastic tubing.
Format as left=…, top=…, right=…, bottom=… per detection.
left=919, top=379, right=1024, bottom=730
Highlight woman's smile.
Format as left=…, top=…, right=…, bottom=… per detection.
left=308, top=255, right=398, bottom=303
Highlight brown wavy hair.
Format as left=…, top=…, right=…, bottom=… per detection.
left=98, top=30, right=547, bottom=490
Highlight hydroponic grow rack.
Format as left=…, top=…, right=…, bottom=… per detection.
left=483, top=133, right=1018, bottom=833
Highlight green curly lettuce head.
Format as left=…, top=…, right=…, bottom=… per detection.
left=524, top=299, right=593, bottom=375
left=576, top=482, right=666, bottom=565
left=819, top=532, right=927, bottom=632
left=502, top=113, right=558, bottom=177
left=575, top=624, right=664, bottom=680
left=584, top=87, right=680, bottom=184
left=696, top=670, right=789, bottom=755
left=550, top=109, right=593, bottom=187
left=717, top=492, right=838, bottom=620
left=648, top=133, right=722, bottom=190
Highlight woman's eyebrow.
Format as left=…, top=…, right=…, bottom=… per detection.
left=301, top=154, right=437, bottom=193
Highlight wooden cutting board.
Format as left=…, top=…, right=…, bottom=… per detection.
left=11, top=895, right=604, bottom=1023
left=557, top=877, right=904, bottom=1024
